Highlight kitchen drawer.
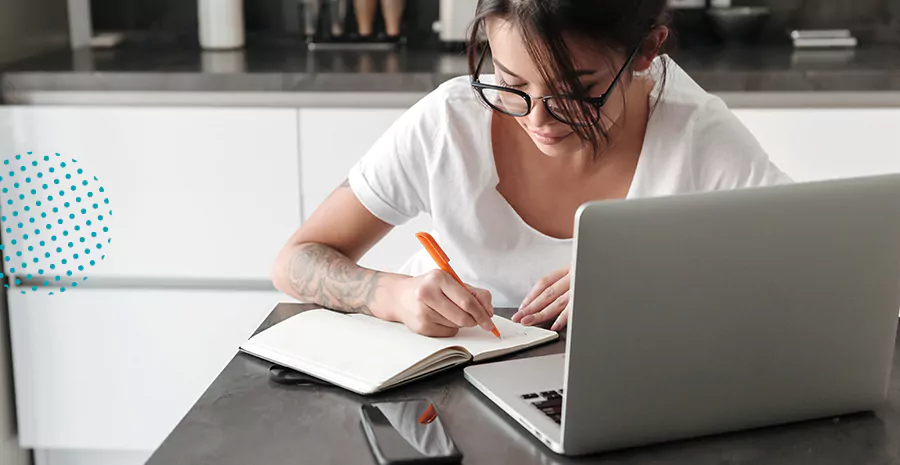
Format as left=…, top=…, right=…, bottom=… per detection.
left=1, top=106, right=301, bottom=280
left=8, top=288, right=280, bottom=450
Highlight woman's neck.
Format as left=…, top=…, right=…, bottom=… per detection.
left=558, top=75, right=655, bottom=175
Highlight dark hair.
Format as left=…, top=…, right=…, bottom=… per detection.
left=467, top=0, right=671, bottom=157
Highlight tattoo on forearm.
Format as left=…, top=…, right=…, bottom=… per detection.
left=287, top=243, right=380, bottom=315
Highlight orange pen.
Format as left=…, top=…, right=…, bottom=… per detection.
left=415, top=232, right=501, bottom=339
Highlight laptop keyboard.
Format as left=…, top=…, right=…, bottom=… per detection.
left=521, top=389, right=564, bottom=424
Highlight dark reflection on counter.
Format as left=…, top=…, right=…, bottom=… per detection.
left=8, top=42, right=900, bottom=75
left=4, top=41, right=900, bottom=94
left=790, top=49, right=857, bottom=67
left=201, top=50, right=246, bottom=74
left=302, top=49, right=410, bottom=74
left=363, top=400, right=459, bottom=459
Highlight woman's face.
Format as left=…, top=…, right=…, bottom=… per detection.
left=485, top=17, right=639, bottom=158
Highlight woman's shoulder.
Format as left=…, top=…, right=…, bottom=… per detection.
left=407, top=75, right=488, bottom=126
left=349, top=76, right=496, bottom=224
left=645, top=56, right=748, bottom=161
left=644, top=56, right=738, bottom=154
left=433, top=75, right=483, bottom=103
left=398, top=75, right=494, bottom=159
left=366, top=75, right=495, bottom=182
left=650, top=55, right=726, bottom=118
left=643, top=56, right=791, bottom=191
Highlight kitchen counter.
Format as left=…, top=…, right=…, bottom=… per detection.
left=147, top=303, right=900, bottom=465
left=3, top=42, right=900, bottom=108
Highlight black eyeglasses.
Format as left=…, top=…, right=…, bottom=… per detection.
left=470, top=41, right=644, bottom=126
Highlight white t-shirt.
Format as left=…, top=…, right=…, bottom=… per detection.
left=348, top=55, right=791, bottom=308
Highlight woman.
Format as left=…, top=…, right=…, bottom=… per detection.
left=272, top=0, right=790, bottom=336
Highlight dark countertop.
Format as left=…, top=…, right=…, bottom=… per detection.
left=146, top=303, right=900, bottom=465
left=2, top=42, right=900, bottom=97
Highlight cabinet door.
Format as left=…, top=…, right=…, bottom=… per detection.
left=9, top=288, right=280, bottom=450
left=733, top=109, right=900, bottom=182
left=1, top=106, right=301, bottom=281
left=299, top=109, right=432, bottom=272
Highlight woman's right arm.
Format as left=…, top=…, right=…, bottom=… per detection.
left=272, top=179, right=398, bottom=317
left=272, top=180, right=495, bottom=337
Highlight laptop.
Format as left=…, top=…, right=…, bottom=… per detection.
left=465, top=174, right=900, bottom=456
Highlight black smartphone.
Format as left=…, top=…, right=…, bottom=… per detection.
left=360, top=399, right=463, bottom=465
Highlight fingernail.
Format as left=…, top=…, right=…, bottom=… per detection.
left=521, top=316, right=532, bottom=325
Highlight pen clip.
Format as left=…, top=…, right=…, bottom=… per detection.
left=415, top=232, right=449, bottom=264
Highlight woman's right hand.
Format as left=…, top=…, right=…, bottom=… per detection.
left=385, top=270, right=495, bottom=337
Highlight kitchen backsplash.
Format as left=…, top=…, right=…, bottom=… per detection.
left=0, top=0, right=69, bottom=64
left=738, top=0, right=900, bottom=43
left=91, top=0, right=440, bottom=45
left=90, top=0, right=899, bottom=45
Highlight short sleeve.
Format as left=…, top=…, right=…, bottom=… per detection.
left=693, top=100, right=793, bottom=190
left=348, top=92, right=445, bottom=226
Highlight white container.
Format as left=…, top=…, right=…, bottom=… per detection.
left=436, top=0, right=478, bottom=42
left=198, top=0, right=245, bottom=50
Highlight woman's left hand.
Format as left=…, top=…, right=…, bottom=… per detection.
left=511, top=266, right=571, bottom=331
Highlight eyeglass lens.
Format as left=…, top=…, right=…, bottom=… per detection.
left=480, top=87, right=601, bottom=125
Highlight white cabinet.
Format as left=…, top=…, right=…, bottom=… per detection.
left=299, top=109, right=432, bottom=272
left=9, top=288, right=279, bottom=450
left=0, top=106, right=301, bottom=463
left=733, top=109, right=900, bottom=182
left=3, top=106, right=301, bottom=281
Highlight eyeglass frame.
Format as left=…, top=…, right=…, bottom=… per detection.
left=470, top=40, right=646, bottom=125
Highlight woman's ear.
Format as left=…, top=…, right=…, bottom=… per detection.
left=633, top=26, right=669, bottom=72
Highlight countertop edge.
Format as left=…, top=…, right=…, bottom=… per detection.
left=7, top=90, right=900, bottom=109
left=2, top=90, right=429, bottom=108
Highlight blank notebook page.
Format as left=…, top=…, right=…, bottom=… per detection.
left=348, top=312, right=555, bottom=359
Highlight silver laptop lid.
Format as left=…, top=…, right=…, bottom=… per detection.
left=561, top=175, right=900, bottom=454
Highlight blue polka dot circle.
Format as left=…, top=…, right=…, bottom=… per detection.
left=0, top=152, right=113, bottom=294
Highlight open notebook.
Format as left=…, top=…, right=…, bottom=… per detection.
left=240, top=309, right=559, bottom=395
